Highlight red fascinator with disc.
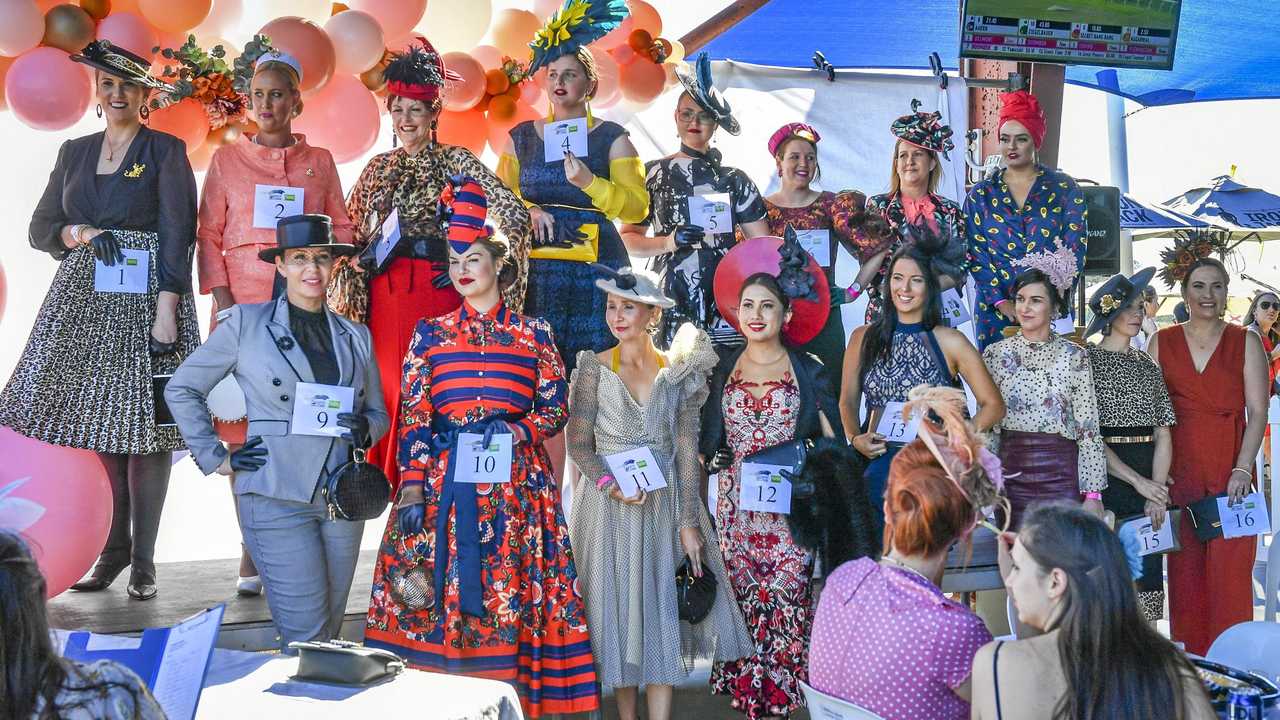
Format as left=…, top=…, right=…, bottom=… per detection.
left=713, top=226, right=830, bottom=346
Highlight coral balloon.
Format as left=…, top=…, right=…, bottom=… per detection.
left=292, top=73, right=378, bottom=164
left=486, top=98, right=537, bottom=155
left=139, top=0, right=211, bottom=33
left=42, top=4, right=96, bottom=53
left=257, top=16, right=334, bottom=93
left=486, top=92, right=515, bottom=121
left=488, top=8, right=539, bottom=60
left=415, top=0, right=491, bottom=55
left=147, top=98, right=209, bottom=150
left=532, top=0, right=560, bottom=18
left=0, top=56, right=14, bottom=111
left=6, top=47, right=91, bottom=130
left=610, top=43, right=636, bottom=67
left=484, top=67, right=509, bottom=95
left=628, top=0, right=661, bottom=35
left=469, top=44, right=503, bottom=71
left=80, top=0, right=111, bottom=21
left=520, top=74, right=545, bottom=110
left=0, top=0, right=46, bottom=56
left=587, top=46, right=618, bottom=106
left=626, top=28, right=652, bottom=53
left=0, top=428, right=111, bottom=599
left=244, top=0, right=329, bottom=29
left=324, top=9, right=384, bottom=74
left=618, top=54, right=663, bottom=103
left=440, top=50, right=484, bottom=112
left=345, top=0, right=424, bottom=39
left=436, top=106, right=486, bottom=156
left=191, top=0, right=241, bottom=39
left=96, top=11, right=158, bottom=59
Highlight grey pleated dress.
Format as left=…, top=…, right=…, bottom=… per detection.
left=566, top=325, right=753, bottom=689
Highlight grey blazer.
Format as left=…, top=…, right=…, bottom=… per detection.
left=165, top=296, right=390, bottom=504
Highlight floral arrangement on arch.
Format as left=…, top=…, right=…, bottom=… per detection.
left=149, top=35, right=275, bottom=130
left=1157, top=228, right=1243, bottom=288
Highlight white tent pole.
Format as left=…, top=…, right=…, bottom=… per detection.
left=1102, top=71, right=1134, bottom=274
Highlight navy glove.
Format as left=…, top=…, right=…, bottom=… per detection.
left=397, top=500, right=425, bottom=536
left=91, top=230, right=125, bottom=266
left=336, top=412, right=372, bottom=448
left=673, top=224, right=705, bottom=249
left=229, top=437, right=268, bottom=472
left=706, top=447, right=733, bottom=474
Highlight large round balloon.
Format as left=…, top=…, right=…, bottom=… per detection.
left=324, top=9, right=383, bottom=75
left=346, top=0, right=424, bottom=40
left=187, top=133, right=219, bottom=172
left=0, top=428, right=111, bottom=599
left=618, top=56, right=664, bottom=103
left=96, top=11, right=159, bottom=60
left=139, top=0, right=211, bottom=33
left=436, top=106, right=487, bottom=156
left=414, top=0, right=491, bottom=54
left=41, top=4, right=96, bottom=53
left=292, top=73, right=378, bottom=164
left=258, top=16, right=335, bottom=94
left=486, top=98, right=538, bottom=155
left=192, top=0, right=242, bottom=39
left=440, top=51, right=485, bottom=112
left=713, top=236, right=831, bottom=346
left=147, top=98, right=210, bottom=151
left=488, top=8, right=540, bottom=60
left=6, top=47, right=91, bottom=131
left=587, top=46, right=619, bottom=107
left=80, top=0, right=112, bottom=21
left=243, top=0, right=330, bottom=28
left=0, top=0, right=44, bottom=56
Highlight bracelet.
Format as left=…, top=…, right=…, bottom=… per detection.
left=1082, top=491, right=1102, bottom=501
left=1230, top=467, right=1253, bottom=479
left=596, top=474, right=615, bottom=491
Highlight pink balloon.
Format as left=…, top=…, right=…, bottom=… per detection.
left=147, top=98, right=210, bottom=152
left=488, top=8, right=540, bottom=59
left=587, top=46, right=619, bottom=107
left=469, top=44, right=503, bottom=72
left=486, top=99, right=539, bottom=155
left=0, top=0, right=44, bottom=56
left=258, top=16, right=335, bottom=94
left=97, top=12, right=160, bottom=61
left=0, top=428, right=111, bottom=599
left=292, top=73, right=379, bottom=164
left=324, top=9, right=385, bottom=75
left=138, top=0, right=212, bottom=33
left=520, top=74, right=546, bottom=111
left=532, top=0, right=561, bottom=19
left=346, top=0, right=426, bottom=40
left=5, top=47, right=91, bottom=131
left=440, top=51, right=485, bottom=112
left=618, top=57, right=664, bottom=103
left=610, top=43, right=638, bottom=67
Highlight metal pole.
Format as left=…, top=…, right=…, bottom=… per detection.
left=1100, top=69, right=1133, bottom=273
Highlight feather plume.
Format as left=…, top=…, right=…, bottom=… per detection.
left=903, top=385, right=1005, bottom=521
left=1011, top=238, right=1077, bottom=292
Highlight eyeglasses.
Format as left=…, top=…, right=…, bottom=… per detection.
left=677, top=109, right=716, bottom=125
left=284, top=252, right=334, bottom=268
left=1259, top=301, right=1278, bottom=311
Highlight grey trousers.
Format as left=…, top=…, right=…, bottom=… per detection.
left=237, top=491, right=364, bottom=651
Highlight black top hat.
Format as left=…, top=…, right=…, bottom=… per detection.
left=258, top=214, right=358, bottom=262
left=1086, top=266, right=1157, bottom=338
left=70, top=40, right=173, bottom=92
left=677, top=53, right=740, bottom=136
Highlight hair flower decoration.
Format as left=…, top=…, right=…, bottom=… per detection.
left=1156, top=228, right=1242, bottom=288
left=778, top=225, right=819, bottom=303
left=1012, top=238, right=1077, bottom=293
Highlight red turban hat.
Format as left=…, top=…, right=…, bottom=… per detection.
left=997, top=90, right=1046, bottom=149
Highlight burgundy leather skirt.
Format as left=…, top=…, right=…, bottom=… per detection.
left=998, top=429, right=1079, bottom=529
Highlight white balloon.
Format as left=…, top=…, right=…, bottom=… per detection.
left=415, top=0, right=492, bottom=55
left=244, top=0, right=332, bottom=31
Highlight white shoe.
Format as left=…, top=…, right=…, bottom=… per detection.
left=236, top=575, right=263, bottom=597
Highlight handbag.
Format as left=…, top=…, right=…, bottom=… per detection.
left=288, top=640, right=405, bottom=686
left=675, top=558, right=717, bottom=625
left=1184, top=493, right=1228, bottom=542
left=742, top=438, right=813, bottom=478
left=322, top=448, right=390, bottom=522
left=529, top=222, right=600, bottom=262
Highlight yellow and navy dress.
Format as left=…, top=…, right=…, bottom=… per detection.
left=365, top=300, right=598, bottom=718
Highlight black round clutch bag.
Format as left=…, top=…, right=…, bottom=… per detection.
left=675, top=559, right=717, bottom=625
left=323, top=448, right=390, bottom=521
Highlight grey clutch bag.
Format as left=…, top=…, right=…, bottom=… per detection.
left=288, top=640, right=405, bottom=686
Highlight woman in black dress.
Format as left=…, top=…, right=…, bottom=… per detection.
left=0, top=41, right=199, bottom=600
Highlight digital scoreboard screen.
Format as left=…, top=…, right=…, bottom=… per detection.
left=960, top=0, right=1182, bottom=71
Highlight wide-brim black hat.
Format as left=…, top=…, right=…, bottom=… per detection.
left=259, top=214, right=358, bottom=262
left=1086, top=266, right=1157, bottom=338
left=677, top=53, right=740, bottom=136
left=70, top=40, right=173, bottom=92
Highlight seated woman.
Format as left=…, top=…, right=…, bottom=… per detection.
left=969, top=503, right=1215, bottom=720
left=0, top=531, right=165, bottom=718
left=809, top=386, right=999, bottom=720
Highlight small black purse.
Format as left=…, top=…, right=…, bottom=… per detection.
left=323, top=448, right=390, bottom=521
left=741, top=438, right=813, bottom=476
left=1184, top=493, right=1228, bottom=542
left=675, top=559, right=717, bottom=625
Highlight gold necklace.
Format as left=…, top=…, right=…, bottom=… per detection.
left=105, top=127, right=139, bottom=162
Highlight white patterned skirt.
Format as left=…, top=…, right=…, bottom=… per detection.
left=0, top=229, right=199, bottom=454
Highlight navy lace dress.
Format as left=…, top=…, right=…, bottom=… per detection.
left=510, top=120, right=630, bottom=372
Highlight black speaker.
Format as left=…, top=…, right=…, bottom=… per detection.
left=1082, top=186, right=1121, bottom=274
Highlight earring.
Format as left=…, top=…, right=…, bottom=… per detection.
left=95, top=104, right=103, bottom=118
left=430, top=120, right=438, bottom=148
left=139, top=104, right=149, bottom=120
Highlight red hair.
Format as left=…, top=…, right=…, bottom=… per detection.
left=883, top=441, right=976, bottom=557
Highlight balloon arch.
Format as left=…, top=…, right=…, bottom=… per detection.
left=0, top=0, right=686, bottom=166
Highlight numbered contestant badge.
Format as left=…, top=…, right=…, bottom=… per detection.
left=874, top=401, right=922, bottom=444
left=544, top=117, right=589, bottom=163
left=605, top=446, right=668, bottom=498
left=1120, top=512, right=1177, bottom=557
left=739, top=462, right=793, bottom=514
left=455, top=432, right=514, bottom=484
left=940, top=288, right=972, bottom=326
left=253, top=184, right=305, bottom=229
left=794, top=229, right=831, bottom=267
left=290, top=383, right=354, bottom=437
left=688, top=193, right=732, bottom=234
left=1218, top=492, right=1271, bottom=539
left=93, top=248, right=150, bottom=294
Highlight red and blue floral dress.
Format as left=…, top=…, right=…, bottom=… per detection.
left=364, top=300, right=598, bottom=717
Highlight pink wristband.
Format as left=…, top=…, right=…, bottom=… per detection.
left=596, top=474, right=615, bottom=491
left=1083, top=491, right=1102, bottom=501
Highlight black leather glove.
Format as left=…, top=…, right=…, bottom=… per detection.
left=533, top=221, right=586, bottom=250
left=397, top=501, right=425, bottom=536
left=336, top=412, right=372, bottom=448
left=673, top=224, right=705, bottom=249
left=91, top=230, right=125, bottom=266
left=706, top=447, right=733, bottom=474
left=149, top=336, right=177, bottom=356
left=229, top=436, right=268, bottom=472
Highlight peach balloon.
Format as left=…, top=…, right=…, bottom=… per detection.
left=148, top=98, right=210, bottom=150
left=41, top=4, right=96, bottom=54
left=485, top=98, right=537, bottom=155
left=469, top=44, right=502, bottom=71
left=258, top=16, right=335, bottom=93
left=96, top=11, right=158, bottom=59
left=520, top=74, right=546, bottom=110
left=0, top=0, right=46, bottom=56
left=486, top=92, right=515, bottom=121
left=324, top=9, right=384, bottom=74
left=488, top=8, right=539, bottom=60
left=292, top=73, right=378, bottom=164
left=0, top=428, right=112, bottom=599
left=609, top=43, right=637, bottom=67
left=629, top=0, right=661, bottom=35
left=80, top=0, right=112, bottom=21
left=587, top=45, right=619, bottom=106
left=153, top=30, right=186, bottom=66
left=436, top=106, right=486, bottom=156
left=346, top=0, right=424, bottom=40
left=532, top=0, right=560, bottom=19
left=192, top=0, right=241, bottom=39
left=6, top=47, right=91, bottom=130
left=618, top=54, right=663, bottom=103
left=440, top=50, right=484, bottom=112
left=415, top=0, right=491, bottom=55
left=139, top=0, right=211, bottom=33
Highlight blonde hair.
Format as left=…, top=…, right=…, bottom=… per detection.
left=251, top=61, right=304, bottom=117
left=887, top=139, right=941, bottom=195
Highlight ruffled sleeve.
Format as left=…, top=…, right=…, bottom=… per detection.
left=667, top=326, right=717, bottom=527
left=582, top=156, right=649, bottom=224
left=565, top=350, right=610, bottom=485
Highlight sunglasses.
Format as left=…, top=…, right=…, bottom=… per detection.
left=1259, top=301, right=1278, bottom=311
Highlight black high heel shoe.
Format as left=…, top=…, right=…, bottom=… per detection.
left=69, top=562, right=129, bottom=592
left=127, top=568, right=157, bottom=601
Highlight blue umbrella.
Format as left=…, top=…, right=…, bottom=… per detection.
left=1121, top=193, right=1210, bottom=230
left=1163, top=175, right=1280, bottom=240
